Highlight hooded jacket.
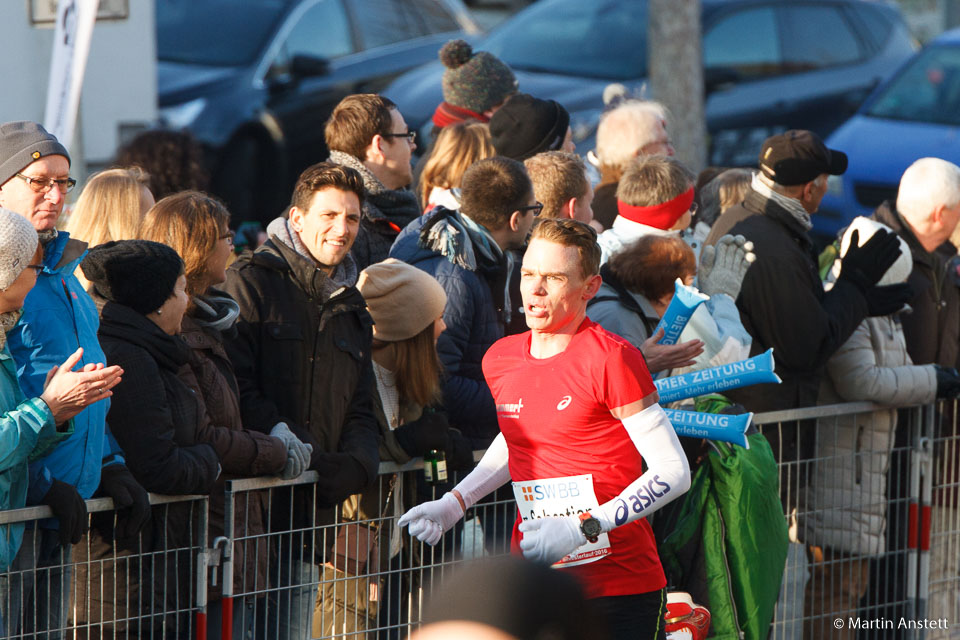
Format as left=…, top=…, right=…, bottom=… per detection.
left=6, top=233, right=125, bottom=507
left=389, top=207, right=509, bottom=448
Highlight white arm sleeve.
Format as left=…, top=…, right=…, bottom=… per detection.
left=593, top=403, right=691, bottom=532
left=453, top=431, right=510, bottom=510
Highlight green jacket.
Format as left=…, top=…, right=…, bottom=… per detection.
left=660, top=433, right=788, bottom=640
left=0, top=343, right=70, bottom=569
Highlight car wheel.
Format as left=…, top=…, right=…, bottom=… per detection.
left=211, top=133, right=286, bottom=228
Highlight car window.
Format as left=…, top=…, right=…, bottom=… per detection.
left=407, top=0, right=459, bottom=34
left=867, top=45, right=960, bottom=127
left=781, top=6, right=862, bottom=72
left=156, top=0, right=287, bottom=66
left=852, top=3, right=893, bottom=52
left=481, top=0, right=647, bottom=80
left=704, top=7, right=782, bottom=80
left=354, top=0, right=422, bottom=49
left=280, top=0, right=354, bottom=62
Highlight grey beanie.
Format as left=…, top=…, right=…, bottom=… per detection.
left=0, top=122, right=71, bottom=187
left=0, top=207, right=39, bottom=289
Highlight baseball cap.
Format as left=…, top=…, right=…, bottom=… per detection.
left=758, top=129, right=847, bottom=186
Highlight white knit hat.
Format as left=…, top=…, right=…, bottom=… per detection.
left=0, top=207, right=39, bottom=289
left=838, top=217, right=912, bottom=286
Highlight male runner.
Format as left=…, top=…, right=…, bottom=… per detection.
left=399, top=218, right=691, bottom=638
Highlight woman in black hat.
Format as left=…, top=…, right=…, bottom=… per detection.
left=78, top=239, right=220, bottom=638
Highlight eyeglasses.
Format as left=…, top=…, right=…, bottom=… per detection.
left=518, top=201, right=544, bottom=217
left=219, top=231, right=235, bottom=247
left=26, top=264, right=44, bottom=274
left=383, top=130, right=417, bottom=143
left=15, top=173, right=77, bottom=194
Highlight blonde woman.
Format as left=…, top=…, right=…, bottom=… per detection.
left=418, top=121, right=495, bottom=212
left=64, top=167, right=154, bottom=291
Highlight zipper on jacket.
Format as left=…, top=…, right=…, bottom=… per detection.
left=714, top=502, right=745, bottom=639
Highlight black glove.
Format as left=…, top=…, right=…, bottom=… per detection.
left=42, top=479, right=88, bottom=546
left=98, top=465, right=151, bottom=542
left=446, top=428, right=475, bottom=474
left=314, top=453, right=371, bottom=507
left=393, top=410, right=450, bottom=457
left=838, top=229, right=903, bottom=292
left=936, top=365, right=960, bottom=398
left=864, top=282, right=914, bottom=317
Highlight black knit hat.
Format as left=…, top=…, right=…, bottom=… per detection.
left=489, top=93, right=570, bottom=161
left=81, top=240, right=184, bottom=315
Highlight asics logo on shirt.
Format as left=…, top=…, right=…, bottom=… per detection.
left=556, top=395, right=572, bottom=410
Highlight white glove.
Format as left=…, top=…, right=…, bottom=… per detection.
left=517, top=515, right=586, bottom=565
left=698, top=234, right=756, bottom=300
left=397, top=493, right=464, bottom=545
left=270, top=422, right=313, bottom=479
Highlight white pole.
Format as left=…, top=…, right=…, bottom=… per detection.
left=43, top=0, right=98, bottom=150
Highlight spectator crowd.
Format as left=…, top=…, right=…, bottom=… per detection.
left=0, top=36, right=957, bottom=640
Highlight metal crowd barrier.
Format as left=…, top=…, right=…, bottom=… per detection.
left=0, top=400, right=955, bottom=639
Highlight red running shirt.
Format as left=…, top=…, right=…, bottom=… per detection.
left=481, top=318, right=666, bottom=598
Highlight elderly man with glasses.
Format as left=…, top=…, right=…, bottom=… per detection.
left=324, top=93, right=421, bottom=269
left=0, top=121, right=150, bottom=638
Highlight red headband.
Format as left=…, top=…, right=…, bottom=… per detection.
left=617, top=186, right=695, bottom=230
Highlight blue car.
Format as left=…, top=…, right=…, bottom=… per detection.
left=818, top=28, right=960, bottom=239
left=385, top=0, right=915, bottom=168
left=156, top=0, right=478, bottom=225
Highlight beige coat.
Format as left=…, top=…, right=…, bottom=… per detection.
left=803, top=314, right=936, bottom=555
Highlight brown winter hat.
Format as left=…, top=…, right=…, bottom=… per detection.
left=358, top=259, right=446, bottom=342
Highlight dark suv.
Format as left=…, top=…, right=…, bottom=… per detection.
left=386, top=0, right=917, bottom=168
left=157, top=0, right=477, bottom=224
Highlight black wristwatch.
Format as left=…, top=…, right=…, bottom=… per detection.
left=579, top=512, right=602, bottom=544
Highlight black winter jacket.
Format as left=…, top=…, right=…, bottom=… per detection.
left=221, top=236, right=379, bottom=552
left=98, top=302, right=220, bottom=496
left=727, top=190, right=870, bottom=459
left=873, top=201, right=960, bottom=368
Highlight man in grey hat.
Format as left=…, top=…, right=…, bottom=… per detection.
left=0, top=121, right=150, bottom=638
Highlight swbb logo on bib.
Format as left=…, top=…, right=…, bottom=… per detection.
left=512, top=474, right=611, bottom=568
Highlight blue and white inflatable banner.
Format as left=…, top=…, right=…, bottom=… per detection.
left=655, top=349, right=780, bottom=403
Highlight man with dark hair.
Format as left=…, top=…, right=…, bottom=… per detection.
left=222, top=161, right=379, bottom=640
left=400, top=218, right=690, bottom=640
left=391, top=157, right=535, bottom=450
left=524, top=151, right=594, bottom=225
left=324, top=94, right=421, bottom=269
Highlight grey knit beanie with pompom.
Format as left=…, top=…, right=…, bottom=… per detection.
left=440, top=39, right=517, bottom=115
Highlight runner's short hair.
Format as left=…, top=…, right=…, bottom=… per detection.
left=324, top=94, right=397, bottom=159
left=292, top=162, right=366, bottom=212
left=529, top=217, right=600, bottom=278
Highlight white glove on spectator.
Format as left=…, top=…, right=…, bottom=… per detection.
left=397, top=493, right=464, bottom=545
left=698, top=234, right=756, bottom=300
left=518, top=514, right=586, bottom=565
left=270, top=422, right=313, bottom=479
left=398, top=433, right=511, bottom=545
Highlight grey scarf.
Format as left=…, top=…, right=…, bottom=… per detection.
left=266, top=217, right=358, bottom=298
left=191, top=295, right=240, bottom=333
left=0, top=310, right=22, bottom=353
left=753, top=174, right=813, bottom=231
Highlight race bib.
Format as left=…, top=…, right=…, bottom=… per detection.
left=512, top=474, right=611, bottom=568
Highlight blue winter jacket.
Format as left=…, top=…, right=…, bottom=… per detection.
left=6, top=233, right=123, bottom=507
left=389, top=209, right=506, bottom=448
left=0, top=342, right=70, bottom=569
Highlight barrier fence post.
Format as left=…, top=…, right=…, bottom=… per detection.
left=222, top=480, right=235, bottom=640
